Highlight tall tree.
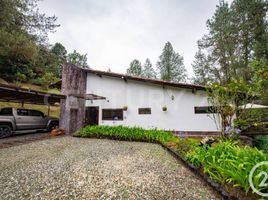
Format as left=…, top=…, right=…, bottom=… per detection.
left=142, top=58, right=156, bottom=78
left=67, top=50, right=89, bottom=68
left=126, top=59, right=142, bottom=76
left=157, top=42, right=187, bottom=82
left=0, top=0, right=59, bottom=81
left=192, top=0, right=268, bottom=85
left=51, top=43, right=67, bottom=77
left=192, top=49, right=213, bottom=85
left=51, top=43, right=67, bottom=62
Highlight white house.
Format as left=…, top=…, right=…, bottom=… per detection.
left=59, top=64, right=219, bottom=134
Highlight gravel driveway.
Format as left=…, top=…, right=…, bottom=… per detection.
left=0, top=137, right=221, bottom=199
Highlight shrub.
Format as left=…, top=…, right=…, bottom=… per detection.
left=76, top=125, right=179, bottom=144
left=186, top=141, right=268, bottom=193
left=175, top=138, right=200, bottom=157
left=253, top=135, right=268, bottom=152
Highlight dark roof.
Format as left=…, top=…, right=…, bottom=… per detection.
left=50, top=67, right=206, bottom=91
left=0, top=83, right=66, bottom=105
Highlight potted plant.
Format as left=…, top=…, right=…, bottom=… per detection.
left=123, top=105, right=128, bottom=111
left=162, top=106, right=167, bottom=111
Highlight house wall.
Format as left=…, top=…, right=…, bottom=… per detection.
left=86, top=73, right=219, bottom=132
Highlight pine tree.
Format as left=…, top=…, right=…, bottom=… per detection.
left=142, top=58, right=156, bottom=78
left=192, top=0, right=268, bottom=85
left=157, top=42, right=187, bottom=82
left=192, top=49, right=213, bottom=85
left=126, top=59, right=142, bottom=76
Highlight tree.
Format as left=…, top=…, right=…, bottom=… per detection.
left=67, top=50, right=89, bottom=68
left=251, top=59, right=268, bottom=104
left=157, top=42, right=187, bottom=82
left=192, top=0, right=268, bottom=85
left=126, top=59, right=142, bottom=76
left=51, top=43, right=67, bottom=77
left=192, top=48, right=214, bottom=85
left=51, top=43, right=67, bottom=62
left=142, top=58, right=156, bottom=78
left=0, top=0, right=59, bottom=81
left=207, top=79, right=255, bottom=138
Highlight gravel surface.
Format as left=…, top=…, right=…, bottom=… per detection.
left=0, top=137, right=222, bottom=199
left=0, top=132, right=51, bottom=149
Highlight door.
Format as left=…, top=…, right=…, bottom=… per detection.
left=28, top=110, right=47, bottom=129
left=15, top=109, right=35, bottom=130
left=85, top=107, right=99, bottom=125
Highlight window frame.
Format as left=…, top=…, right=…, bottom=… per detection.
left=102, top=109, right=124, bottom=121
left=17, top=109, right=29, bottom=116
left=0, top=108, right=13, bottom=116
left=194, top=106, right=217, bottom=114
left=138, top=108, right=151, bottom=115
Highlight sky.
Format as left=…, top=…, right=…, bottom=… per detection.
left=39, top=0, right=232, bottom=77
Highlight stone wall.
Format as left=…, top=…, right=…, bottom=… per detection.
left=59, top=64, right=87, bottom=134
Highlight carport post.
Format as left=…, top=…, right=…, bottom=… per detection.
left=47, top=105, right=50, bottom=116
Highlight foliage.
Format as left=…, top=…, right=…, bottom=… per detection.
left=32, top=72, right=59, bottom=90
left=76, top=125, right=179, bottom=144
left=253, top=136, right=268, bottom=153
left=173, top=138, right=200, bottom=157
left=206, top=79, right=255, bottom=136
left=67, top=50, right=89, bottom=69
left=251, top=59, right=268, bottom=104
left=126, top=59, right=142, bottom=76
left=50, top=43, right=67, bottom=77
left=142, top=58, right=156, bottom=78
left=193, top=0, right=268, bottom=85
left=186, top=141, right=268, bottom=193
left=157, top=42, right=187, bottom=82
left=0, top=0, right=59, bottom=81
left=192, top=49, right=213, bottom=85
left=15, top=72, right=26, bottom=86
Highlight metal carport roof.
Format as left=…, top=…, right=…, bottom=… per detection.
left=0, top=83, right=66, bottom=105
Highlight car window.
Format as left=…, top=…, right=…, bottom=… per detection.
left=17, top=109, right=29, bottom=116
left=0, top=108, right=13, bottom=116
left=29, top=110, right=44, bottom=117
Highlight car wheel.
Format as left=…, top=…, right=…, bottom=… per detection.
left=0, top=125, right=12, bottom=139
left=48, top=122, right=59, bottom=132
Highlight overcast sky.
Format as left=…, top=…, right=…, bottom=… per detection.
left=39, top=0, right=232, bottom=77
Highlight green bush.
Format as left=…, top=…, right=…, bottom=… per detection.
left=186, top=141, right=268, bottom=193
left=76, top=125, right=179, bottom=144
left=175, top=138, right=200, bottom=157
left=253, top=135, right=268, bottom=152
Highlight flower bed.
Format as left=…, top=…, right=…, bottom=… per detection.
left=186, top=141, right=268, bottom=199
left=76, top=125, right=178, bottom=144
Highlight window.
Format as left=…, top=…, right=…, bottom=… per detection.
left=102, top=109, right=123, bottom=120
left=138, top=108, right=151, bottom=115
left=0, top=108, right=13, bottom=116
left=17, top=109, right=29, bottom=116
left=29, top=110, right=44, bottom=117
left=194, top=106, right=217, bottom=114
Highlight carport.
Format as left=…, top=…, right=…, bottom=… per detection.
left=0, top=83, right=66, bottom=115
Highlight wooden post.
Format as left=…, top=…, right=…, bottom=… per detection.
left=48, top=105, right=50, bottom=116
